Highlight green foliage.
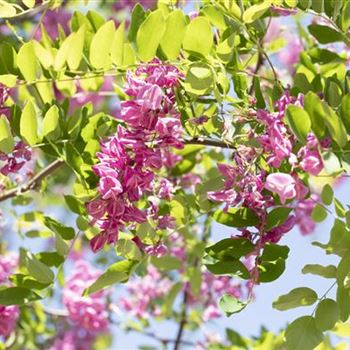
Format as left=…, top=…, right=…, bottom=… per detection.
left=285, top=316, right=323, bottom=350
left=84, top=260, right=139, bottom=295
left=218, top=294, right=247, bottom=316
left=315, top=299, right=340, bottom=331
left=183, top=17, right=213, bottom=57
left=213, top=208, right=259, bottom=227
left=137, top=10, right=166, bottom=61
left=272, top=287, right=318, bottom=311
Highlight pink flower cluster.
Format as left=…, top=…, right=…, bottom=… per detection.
left=0, top=252, right=17, bottom=283
left=0, top=84, right=32, bottom=177
left=0, top=141, right=32, bottom=176
left=88, top=59, right=183, bottom=252
left=0, top=252, right=19, bottom=338
left=209, top=92, right=327, bottom=244
left=49, top=329, right=95, bottom=350
left=63, top=260, right=109, bottom=332
left=119, top=233, right=248, bottom=322
left=119, top=265, right=172, bottom=319
left=0, top=305, right=19, bottom=337
left=191, top=271, right=244, bottom=322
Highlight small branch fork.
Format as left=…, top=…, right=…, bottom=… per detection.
left=0, top=159, right=63, bottom=203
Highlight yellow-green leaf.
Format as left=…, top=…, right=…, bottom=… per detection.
left=20, top=101, right=39, bottom=145
left=43, top=105, right=60, bottom=140
left=183, top=17, right=213, bottom=57
left=89, top=20, right=115, bottom=69
left=0, top=115, right=14, bottom=153
left=136, top=10, right=166, bottom=62
left=160, top=10, right=187, bottom=60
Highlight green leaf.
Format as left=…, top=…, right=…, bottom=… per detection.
left=339, top=93, right=350, bottom=133
left=213, top=207, right=259, bottom=227
left=305, top=91, right=347, bottom=147
left=337, top=251, right=350, bottom=288
left=160, top=10, right=187, bottom=60
left=0, top=115, right=14, bottom=153
left=84, top=260, right=138, bottom=295
left=205, top=238, right=255, bottom=260
left=150, top=255, right=182, bottom=271
left=23, top=0, right=35, bottom=8
left=334, top=198, right=346, bottom=217
left=304, top=92, right=326, bottom=138
left=54, top=33, right=76, bottom=70
left=313, top=219, right=350, bottom=256
left=67, top=25, right=85, bottom=70
left=337, top=284, right=350, bottom=321
left=342, top=0, right=350, bottom=31
left=302, top=264, right=337, bottom=278
left=321, top=184, right=333, bottom=206
left=315, top=299, right=340, bottom=331
left=308, top=24, right=344, bottom=44
left=243, top=2, right=270, bottom=23
left=285, top=105, right=311, bottom=143
left=128, top=4, right=146, bottom=43
left=33, top=40, right=54, bottom=69
left=64, top=195, right=86, bottom=215
left=10, top=274, right=49, bottom=290
left=183, top=63, right=214, bottom=96
left=43, top=105, right=60, bottom=140
left=0, top=287, right=41, bottom=305
left=36, top=252, right=64, bottom=268
left=89, top=20, right=115, bottom=69
left=20, top=100, right=38, bottom=145
left=183, top=17, right=213, bottom=57
left=0, top=2, right=16, bottom=17
left=26, top=252, right=54, bottom=284
left=136, top=10, right=165, bottom=62
left=265, top=207, right=293, bottom=231
left=219, top=294, right=247, bottom=316
left=43, top=216, right=75, bottom=240
left=17, top=42, right=39, bottom=81
left=116, top=239, right=142, bottom=261
left=311, top=204, right=328, bottom=222
left=111, top=22, right=125, bottom=66
left=206, top=260, right=250, bottom=279
left=226, top=328, right=248, bottom=348
left=272, top=287, right=318, bottom=311
left=285, top=316, right=323, bottom=350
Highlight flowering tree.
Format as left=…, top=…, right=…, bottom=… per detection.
left=1, top=0, right=350, bottom=349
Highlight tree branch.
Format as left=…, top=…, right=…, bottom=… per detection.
left=173, top=290, right=189, bottom=350
left=184, top=138, right=236, bottom=150
left=0, top=159, right=63, bottom=202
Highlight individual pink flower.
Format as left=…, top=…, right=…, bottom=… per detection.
left=0, top=252, right=17, bottom=283
left=265, top=173, right=296, bottom=204
left=295, top=195, right=319, bottom=235
left=299, top=149, right=323, bottom=175
left=0, top=305, right=19, bottom=337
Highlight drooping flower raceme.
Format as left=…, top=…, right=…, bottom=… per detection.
left=0, top=252, right=19, bottom=338
left=88, top=59, right=183, bottom=252
left=63, top=260, right=109, bottom=332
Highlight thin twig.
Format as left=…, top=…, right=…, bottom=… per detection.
left=0, top=159, right=63, bottom=202
left=184, top=138, right=236, bottom=150
left=173, top=291, right=189, bottom=350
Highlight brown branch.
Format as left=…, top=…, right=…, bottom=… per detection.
left=0, top=159, right=63, bottom=202
left=173, top=290, right=189, bottom=350
left=184, top=138, right=236, bottom=150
